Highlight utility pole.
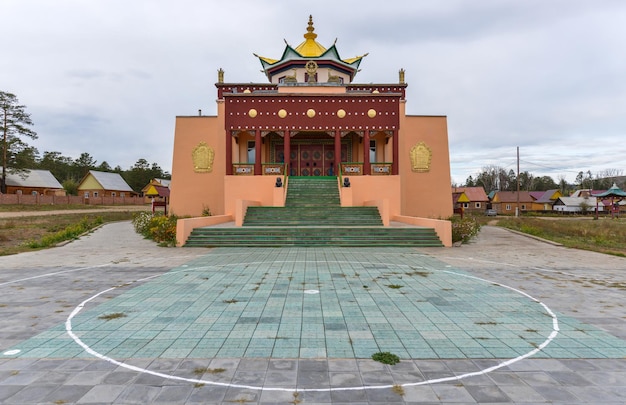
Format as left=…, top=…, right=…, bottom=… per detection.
left=516, top=146, right=520, bottom=217
left=2, top=105, right=7, bottom=194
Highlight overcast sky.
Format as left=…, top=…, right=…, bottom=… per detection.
left=3, top=0, right=625, bottom=184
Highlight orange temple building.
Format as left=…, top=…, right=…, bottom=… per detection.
left=170, top=16, right=453, bottom=246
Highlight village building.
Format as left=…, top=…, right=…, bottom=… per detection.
left=4, top=169, right=65, bottom=196
left=141, top=178, right=170, bottom=203
left=170, top=17, right=453, bottom=246
left=553, top=196, right=600, bottom=214
left=489, top=190, right=534, bottom=215
left=77, top=170, right=135, bottom=199
left=451, top=186, right=489, bottom=214
left=529, top=189, right=562, bottom=211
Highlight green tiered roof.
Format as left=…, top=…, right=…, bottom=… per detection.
left=254, top=15, right=367, bottom=82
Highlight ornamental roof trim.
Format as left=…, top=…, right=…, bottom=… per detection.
left=254, top=15, right=367, bottom=82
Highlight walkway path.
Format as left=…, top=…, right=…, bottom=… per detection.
left=0, top=223, right=624, bottom=404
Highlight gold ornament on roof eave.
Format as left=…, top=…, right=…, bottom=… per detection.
left=192, top=142, right=215, bottom=173
left=410, top=142, right=432, bottom=173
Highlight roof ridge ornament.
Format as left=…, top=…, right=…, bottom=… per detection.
left=304, top=15, right=317, bottom=40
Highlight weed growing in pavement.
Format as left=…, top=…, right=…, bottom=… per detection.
left=392, top=384, right=405, bottom=396
left=193, top=367, right=226, bottom=375
left=98, top=312, right=127, bottom=321
left=371, top=351, right=400, bottom=365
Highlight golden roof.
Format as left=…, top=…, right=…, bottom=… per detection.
left=294, top=15, right=327, bottom=57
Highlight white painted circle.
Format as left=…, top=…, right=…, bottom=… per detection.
left=64, top=259, right=559, bottom=393
left=303, top=289, right=319, bottom=294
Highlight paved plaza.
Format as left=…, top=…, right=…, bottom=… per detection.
left=1, top=221, right=625, bottom=404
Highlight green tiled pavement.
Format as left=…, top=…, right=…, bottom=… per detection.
left=7, top=248, right=626, bottom=360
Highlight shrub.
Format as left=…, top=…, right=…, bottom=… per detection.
left=132, top=211, right=154, bottom=235
left=132, top=211, right=177, bottom=246
left=450, top=215, right=481, bottom=244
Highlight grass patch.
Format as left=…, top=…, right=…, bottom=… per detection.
left=371, top=351, right=400, bottom=365
left=495, top=217, right=626, bottom=256
left=26, top=216, right=104, bottom=249
left=0, top=211, right=138, bottom=256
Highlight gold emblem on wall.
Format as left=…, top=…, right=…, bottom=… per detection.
left=409, top=142, right=432, bottom=172
left=192, top=142, right=215, bottom=173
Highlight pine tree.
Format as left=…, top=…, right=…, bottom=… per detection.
left=1, top=91, right=37, bottom=193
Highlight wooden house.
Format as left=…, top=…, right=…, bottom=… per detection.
left=490, top=191, right=534, bottom=215
left=77, top=170, right=135, bottom=199
left=529, top=189, right=562, bottom=211
left=553, top=196, right=600, bottom=214
left=5, top=169, right=65, bottom=196
left=451, top=187, right=489, bottom=214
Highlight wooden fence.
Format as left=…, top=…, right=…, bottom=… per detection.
left=0, top=194, right=145, bottom=206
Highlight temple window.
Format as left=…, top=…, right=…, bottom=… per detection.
left=247, top=141, right=256, bottom=163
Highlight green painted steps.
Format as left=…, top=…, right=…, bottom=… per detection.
left=243, top=207, right=383, bottom=227
left=184, top=227, right=443, bottom=247
left=183, top=176, right=443, bottom=247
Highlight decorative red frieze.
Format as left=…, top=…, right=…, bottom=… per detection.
left=216, top=84, right=277, bottom=99
left=223, top=93, right=401, bottom=131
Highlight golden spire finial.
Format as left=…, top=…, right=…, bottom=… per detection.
left=304, top=15, right=317, bottom=40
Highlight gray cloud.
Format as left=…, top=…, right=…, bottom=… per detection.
left=1, top=0, right=625, bottom=184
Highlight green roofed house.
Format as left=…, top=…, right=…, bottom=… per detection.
left=77, top=170, right=136, bottom=199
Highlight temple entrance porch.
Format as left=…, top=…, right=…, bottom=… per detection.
left=231, top=130, right=395, bottom=177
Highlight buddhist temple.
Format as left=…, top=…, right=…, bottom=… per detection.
left=170, top=16, right=453, bottom=246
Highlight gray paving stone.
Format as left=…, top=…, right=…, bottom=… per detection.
left=0, top=386, right=23, bottom=402
left=4, top=384, right=59, bottom=404
left=77, top=384, right=126, bottom=404
left=497, top=383, right=546, bottom=404
left=48, top=384, right=94, bottom=403
left=465, top=384, right=511, bottom=403
left=113, top=384, right=162, bottom=404
left=152, top=385, right=194, bottom=403
left=533, top=384, right=581, bottom=402
left=1, top=222, right=626, bottom=403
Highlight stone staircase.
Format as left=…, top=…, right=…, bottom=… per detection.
left=184, top=177, right=443, bottom=247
